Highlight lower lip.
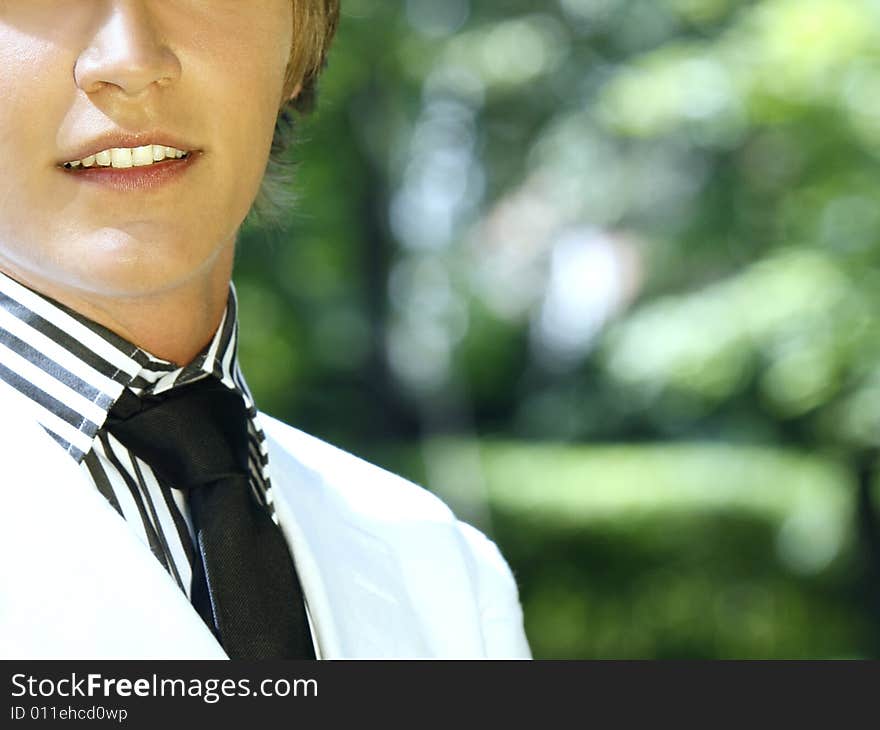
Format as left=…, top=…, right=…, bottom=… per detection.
left=57, top=153, right=201, bottom=192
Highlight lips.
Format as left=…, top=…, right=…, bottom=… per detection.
left=57, top=149, right=201, bottom=193
left=55, top=130, right=202, bottom=192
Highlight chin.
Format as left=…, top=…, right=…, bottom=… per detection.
left=63, top=232, right=217, bottom=296
left=53, top=256, right=206, bottom=300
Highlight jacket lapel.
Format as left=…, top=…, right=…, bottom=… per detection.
left=0, top=387, right=226, bottom=659
left=262, top=416, right=431, bottom=658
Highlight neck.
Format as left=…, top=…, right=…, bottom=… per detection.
left=0, top=248, right=235, bottom=366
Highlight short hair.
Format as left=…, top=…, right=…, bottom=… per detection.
left=248, top=0, right=341, bottom=228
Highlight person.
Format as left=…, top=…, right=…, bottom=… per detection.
left=0, top=0, right=530, bottom=660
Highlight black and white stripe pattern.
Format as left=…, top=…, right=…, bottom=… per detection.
left=0, top=271, right=274, bottom=600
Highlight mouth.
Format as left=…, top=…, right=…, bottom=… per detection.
left=56, top=144, right=201, bottom=193
left=59, top=144, right=192, bottom=171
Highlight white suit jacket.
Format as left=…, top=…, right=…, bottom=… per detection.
left=0, top=391, right=531, bottom=659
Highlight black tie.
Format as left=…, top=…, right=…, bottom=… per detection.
left=105, top=377, right=315, bottom=660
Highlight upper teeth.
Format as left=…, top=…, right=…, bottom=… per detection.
left=63, top=145, right=189, bottom=169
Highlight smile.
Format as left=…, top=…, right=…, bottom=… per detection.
left=62, top=145, right=190, bottom=170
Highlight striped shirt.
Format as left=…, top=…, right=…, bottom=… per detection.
left=0, top=270, right=274, bottom=601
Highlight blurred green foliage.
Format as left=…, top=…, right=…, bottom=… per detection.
left=376, top=440, right=875, bottom=657
left=235, top=0, right=880, bottom=657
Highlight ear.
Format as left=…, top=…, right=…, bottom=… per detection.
left=278, top=80, right=303, bottom=111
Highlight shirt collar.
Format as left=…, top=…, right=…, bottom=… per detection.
left=0, top=270, right=246, bottom=462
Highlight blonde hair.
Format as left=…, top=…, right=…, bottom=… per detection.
left=249, top=0, right=341, bottom=228
left=283, top=0, right=341, bottom=113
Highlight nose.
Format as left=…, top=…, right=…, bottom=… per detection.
left=74, top=0, right=181, bottom=97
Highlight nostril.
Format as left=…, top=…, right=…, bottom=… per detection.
left=73, top=7, right=182, bottom=98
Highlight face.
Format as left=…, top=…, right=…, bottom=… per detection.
left=0, top=0, right=293, bottom=300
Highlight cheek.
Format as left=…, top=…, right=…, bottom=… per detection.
left=193, top=58, right=287, bottom=216
left=0, top=32, right=70, bottom=245
left=0, top=25, right=71, bottom=139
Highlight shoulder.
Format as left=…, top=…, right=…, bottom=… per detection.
left=258, top=412, right=459, bottom=526
left=258, top=413, right=531, bottom=658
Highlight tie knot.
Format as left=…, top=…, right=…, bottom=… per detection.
left=105, top=377, right=250, bottom=489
